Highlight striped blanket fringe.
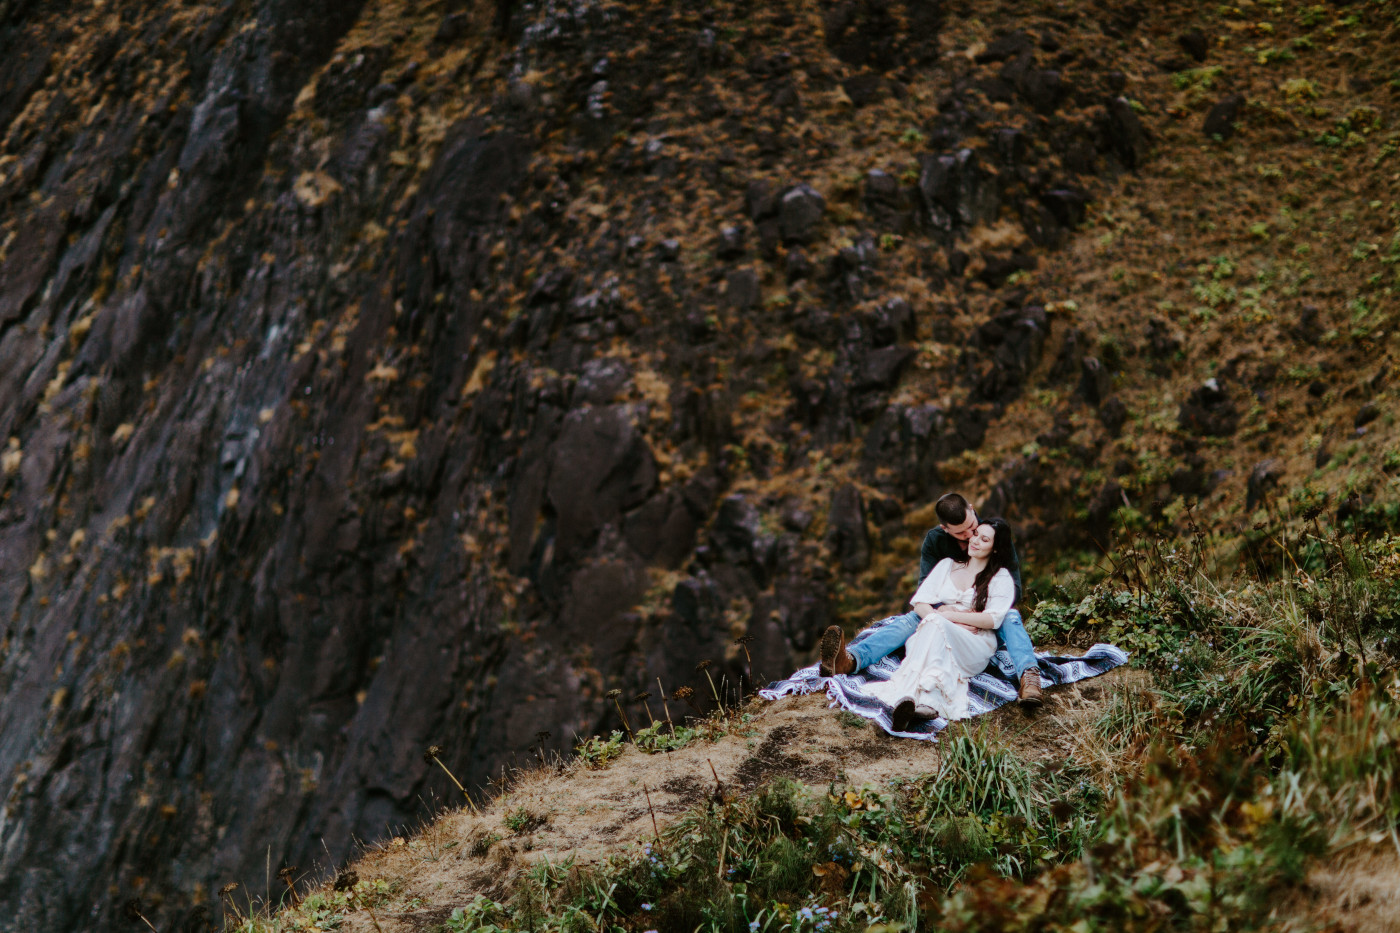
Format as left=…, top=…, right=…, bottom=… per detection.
left=759, top=615, right=1129, bottom=739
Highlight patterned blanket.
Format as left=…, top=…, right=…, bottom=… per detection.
left=759, top=615, right=1129, bottom=739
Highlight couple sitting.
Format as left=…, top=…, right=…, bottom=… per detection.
left=818, top=493, right=1041, bottom=733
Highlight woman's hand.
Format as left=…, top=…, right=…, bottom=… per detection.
left=955, top=622, right=981, bottom=634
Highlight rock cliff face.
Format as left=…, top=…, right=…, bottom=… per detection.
left=3, top=0, right=1395, bottom=929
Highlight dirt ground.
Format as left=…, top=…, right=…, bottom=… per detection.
left=327, top=666, right=1140, bottom=932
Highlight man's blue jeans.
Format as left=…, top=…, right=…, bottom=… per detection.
left=846, top=609, right=1037, bottom=678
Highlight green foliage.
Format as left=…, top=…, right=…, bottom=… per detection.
left=221, top=879, right=397, bottom=932
left=1172, top=66, right=1223, bottom=91
left=446, top=895, right=509, bottom=933
left=503, top=806, right=545, bottom=834
left=574, top=731, right=625, bottom=769
left=633, top=719, right=698, bottom=753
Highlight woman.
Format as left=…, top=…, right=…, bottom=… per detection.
left=866, top=518, right=1017, bottom=732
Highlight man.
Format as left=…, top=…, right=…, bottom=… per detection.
left=819, top=493, right=1043, bottom=706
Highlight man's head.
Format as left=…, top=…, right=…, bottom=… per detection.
left=935, top=493, right=978, bottom=544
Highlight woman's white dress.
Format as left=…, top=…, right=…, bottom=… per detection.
left=866, top=559, right=1014, bottom=722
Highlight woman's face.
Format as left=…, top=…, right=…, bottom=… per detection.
left=967, top=523, right=997, bottom=559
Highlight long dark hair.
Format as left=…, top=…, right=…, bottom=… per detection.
left=971, top=518, right=1016, bottom=612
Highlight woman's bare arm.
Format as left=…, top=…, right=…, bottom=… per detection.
left=938, top=608, right=996, bottom=629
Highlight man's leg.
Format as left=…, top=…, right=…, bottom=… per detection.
left=996, top=609, right=1042, bottom=705
left=832, top=611, right=920, bottom=673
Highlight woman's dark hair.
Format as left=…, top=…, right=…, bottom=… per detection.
left=972, top=518, right=1016, bottom=612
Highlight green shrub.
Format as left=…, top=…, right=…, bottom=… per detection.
left=575, top=731, right=625, bottom=768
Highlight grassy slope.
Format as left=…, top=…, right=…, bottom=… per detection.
left=236, top=534, right=1400, bottom=932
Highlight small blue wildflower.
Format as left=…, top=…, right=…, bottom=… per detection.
left=750, top=922, right=760, bottom=932
left=641, top=903, right=652, bottom=911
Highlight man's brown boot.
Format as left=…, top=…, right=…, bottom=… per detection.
left=1018, top=669, right=1043, bottom=707
left=819, top=625, right=855, bottom=677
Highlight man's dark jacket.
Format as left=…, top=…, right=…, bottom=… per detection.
left=918, top=526, right=1023, bottom=603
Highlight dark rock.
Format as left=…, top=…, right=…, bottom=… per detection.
left=793, top=304, right=834, bottom=342
left=1203, top=94, right=1245, bottom=140
left=1101, top=97, right=1150, bottom=168
left=673, top=387, right=735, bottom=455
left=823, top=0, right=899, bottom=70
left=433, top=12, right=470, bottom=44
left=1145, top=318, right=1181, bottom=360
left=681, top=468, right=723, bottom=519
left=826, top=483, right=870, bottom=572
left=746, top=179, right=779, bottom=220
left=574, top=357, right=633, bottom=405
left=507, top=77, right=535, bottom=110
left=1020, top=69, right=1068, bottom=113
left=863, top=169, right=915, bottom=233
left=655, top=238, right=682, bottom=262
left=783, top=507, right=813, bottom=533
left=623, top=492, right=696, bottom=569
left=560, top=553, right=646, bottom=665
left=673, top=572, right=724, bottom=629
left=1079, top=356, right=1111, bottom=405
left=947, top=249, right=970, bottom=277
left=919, top=149, right=1000, bottom=236
left=1039, top=187, right=1088, bottom=228
left=1294, top=304, right=1322, bottom=343
left=993, top=126, right=1028, bottom=165
left=716, top=224, right=746, bottom=259
left=547, top=406, right=658, bottom=561
left=976, top=31, right=1034, bottom=63
left=1169, top=464, right=1209, bottom=498
left=1051, top=327, right=1086, bottom=380
left=1086, top=479, right=1125, bottom=544
left=1355, top=401, right=1380, bottom=428
left=779, top=183, right=826, bottom=243
left=865, top=297, right=915, bottom=346
left=1178, top=379, right=1239, bottom=437
left=1178, top=29, right=1209, bottom=62
left=724, top=268, right=761, bottom=311
left=843, top=73, right=886, bottom=107
left=1246, top=459, right=1283, bottom=509
left=977, top=251, right=1036, bottom=287
left=1098, top=396, right=1128, bottom=436
left=712, top=494, right=776, bottom=580
left=975, top=305, right=1050, bottom=382
left=856, top=345, right=915, bottom=390
left=1308, top=380, right=1328, bottom=398
left=528, top=267, right=575, bottom=306
left=785, top=248, right=812, bottom=282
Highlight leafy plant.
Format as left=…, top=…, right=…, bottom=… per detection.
left=633, top=720, right=697, bottom=753
left=575, top=731, right=625, bottom=769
